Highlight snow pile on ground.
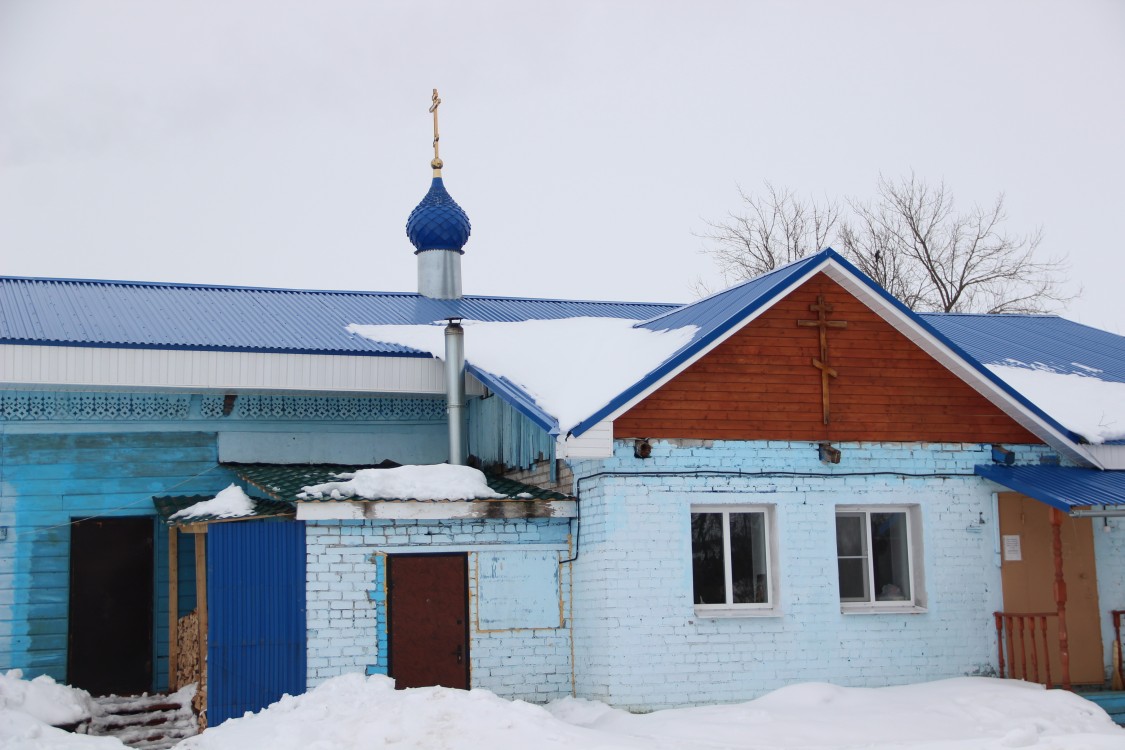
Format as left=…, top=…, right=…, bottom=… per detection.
left=177, top=673, right=1121, bottom=750
left=0, top=670, right=125, bottom=749
left=988, top=363, right=1125, bottom=443
left=0, top=670, right=95, bottom=727
left=170, top=484, right=254, bottom=520
left=298, top=464, right=504, bottom=501
left=348, top=317, right=698, bottom=432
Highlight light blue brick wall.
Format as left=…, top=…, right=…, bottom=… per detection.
left=1095, top=517, right=1125, bottom=676
left=305, top=518, right=573, bottom=702
left=566, top=439, right=1065, bottom=710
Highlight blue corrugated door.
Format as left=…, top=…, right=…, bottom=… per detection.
left=207, top=520, right=306, bottom=726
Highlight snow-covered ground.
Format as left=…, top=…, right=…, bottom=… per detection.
left=3, top=671, right=1121, bottom=750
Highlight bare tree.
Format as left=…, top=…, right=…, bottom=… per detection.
left=699, top=183, right=840, bottom=286
left=700, top=176, right=1075, bottom=314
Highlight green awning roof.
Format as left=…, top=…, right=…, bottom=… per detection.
left=224, top=463, right=572, bottom=503
left=153, top=495, right=296, bottom=526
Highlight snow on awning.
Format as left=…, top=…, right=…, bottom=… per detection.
left=225, top=462, right=575, bottom=521
left=974, top=464, right=1125, bottom=513
left=153, top=494, right=295, bottom=527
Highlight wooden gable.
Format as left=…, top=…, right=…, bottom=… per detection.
left=614, top=273, right=1039, bottom=443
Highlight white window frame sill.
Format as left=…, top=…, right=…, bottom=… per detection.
left=693, top=606, right=782, bottom=619
left=840, top=604, right=927, bottom=615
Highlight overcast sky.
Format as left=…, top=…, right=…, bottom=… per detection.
left=1, top=1, right=1123, bottom=332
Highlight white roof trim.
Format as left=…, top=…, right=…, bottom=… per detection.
left=821, top=264, right=1100, bottom=468
left=0, top=344, right=487, bottom=397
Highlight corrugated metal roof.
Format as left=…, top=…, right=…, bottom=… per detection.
left=0, top=276, right=678, bottom=355
left=974, top=464, right=1125, bottom=511
left=921, top=313, right=1125, bottom=383
left=227, top=462, right=572, bottom=502
left=152, top=495, right=295, bottom=526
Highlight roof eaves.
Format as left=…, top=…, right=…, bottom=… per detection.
left=0, top=337, right=437, bottom=358
left=467, top=364, right=560, bottom=436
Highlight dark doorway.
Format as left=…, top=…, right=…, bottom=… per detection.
left=387, top=553, right=469, bottom=689
left=68, top=516, right=154, bottom=695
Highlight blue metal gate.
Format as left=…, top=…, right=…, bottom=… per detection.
left=207, top=520, right=306, bottom=726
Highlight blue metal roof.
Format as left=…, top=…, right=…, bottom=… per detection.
left=467, top=364, right=560, bottom=436
left=920, top=313, right=1125, bottom=383
left=975, top=464, right=1125, bottom=511
left=0, top=277, right=677, bottom=355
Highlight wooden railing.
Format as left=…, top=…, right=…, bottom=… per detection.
left=994, top=611, right=1059, bottom=687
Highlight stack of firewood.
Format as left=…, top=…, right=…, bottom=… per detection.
left=176, top=609, right=207, bottom=730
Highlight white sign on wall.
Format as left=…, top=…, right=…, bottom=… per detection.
left=1002, top=534, right=1023, bottom=562
left=476, top=550, right=561, bottom=630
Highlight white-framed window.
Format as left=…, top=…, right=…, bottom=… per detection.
left=690, top=505, right=776, bottom=613
left=835, top=505, right=924, bottom=610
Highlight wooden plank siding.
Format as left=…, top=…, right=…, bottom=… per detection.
left=0, top=430, right=228, bottom=688
left=615, top=274, right=1039, bottom=443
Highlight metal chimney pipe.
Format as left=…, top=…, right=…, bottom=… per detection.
left=444, top=320, right=466, bottom=465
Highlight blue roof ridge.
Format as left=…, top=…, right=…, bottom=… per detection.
left=634, top=249, right=834, bottom=328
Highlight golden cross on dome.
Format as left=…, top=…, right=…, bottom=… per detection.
left=429, top=89, right=443, bottom=174
left=797, top=295, right=849, bottom=425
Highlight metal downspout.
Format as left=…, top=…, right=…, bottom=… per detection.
left=445, top=320, right=466, bottom=465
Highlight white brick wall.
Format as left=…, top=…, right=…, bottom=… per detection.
left=305, top=518, right=574, bottom=702
left=567, top=440, right=1057, bottom=710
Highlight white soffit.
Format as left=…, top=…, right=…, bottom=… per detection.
left=0, top=344, right=486, bottom=397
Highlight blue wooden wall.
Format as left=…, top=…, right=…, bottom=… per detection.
left=0, top=430, right=234, bottom=688
left=0, top=389, right=449, bottom=692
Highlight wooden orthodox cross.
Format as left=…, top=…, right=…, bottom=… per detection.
left=797, top=295, right=848, bottom=424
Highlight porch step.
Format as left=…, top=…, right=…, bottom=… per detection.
left=82, top=690, right=199, bottom=749
left=1078, top=691, right=1125, bottom=727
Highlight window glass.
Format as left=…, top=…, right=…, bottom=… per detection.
left=729, top=512, right=767, bottom=604
left=691, top=512, right=726, bottom=605
left=835, top=513, right=868, bottom=601
left=835, top=508, right=917, bottom=607
left=871, top=512, right=910, bottom=601
left=691, top=508, right=772, bottom=608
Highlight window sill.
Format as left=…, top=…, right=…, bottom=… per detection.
left=693, top=606, right=782, bottom=619
left=841, top=604, right=927, bottom=615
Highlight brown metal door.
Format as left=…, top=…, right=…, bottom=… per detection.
left=387, top=553, right=469, bottom=689
left=999, top=493, right=1104, bottom=685
left=68, top=516, right=154, bottom=696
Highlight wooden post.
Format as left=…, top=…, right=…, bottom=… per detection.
left=169, top=526, right=179, bottom=691
left=194, top=527, right=208, bottom=706
left=994, top=612, right=1006, bottom=678
left=1050, top=508, right=1071, bottom=690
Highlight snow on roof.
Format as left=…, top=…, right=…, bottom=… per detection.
left=985, top=364, right=1125, bottom=443
left=297, top=464, right=506, bottom=501
left=140, top=672, right=1121, bottom=750
left=169, top=484, right=255, bottom=520
left=348, top=318, right=698, bottom=433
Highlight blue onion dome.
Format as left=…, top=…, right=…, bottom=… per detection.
left=405, top=177, right=472, bottom=254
